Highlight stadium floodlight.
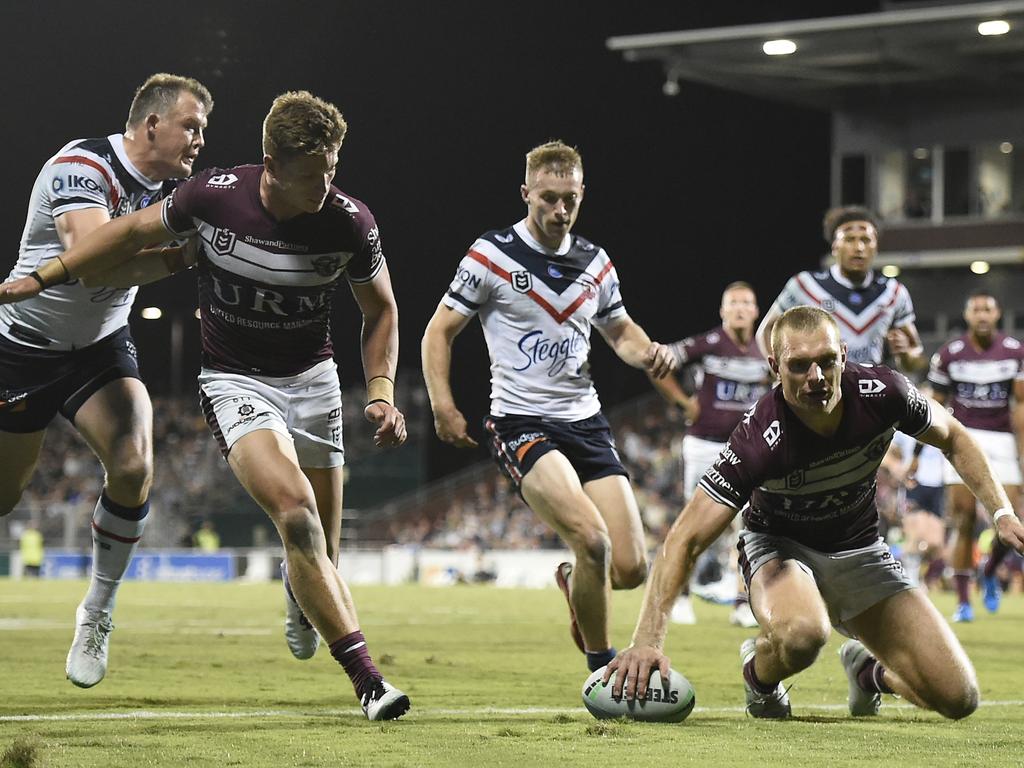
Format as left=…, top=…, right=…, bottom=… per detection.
left=140, top=307, right=163, bottom=320
left=978, top=20, right=1010, bottom=36
left=970, top=261, right=991, bottom=274
left=881, top=265, right=900, bottom=278
left=913, top=147, right=930, bottom=160
left=662, top=77, right=680, bottom=96
left=1000, top=142, right=1014, bottom=154
left=762, top=39, right=797, bottom=55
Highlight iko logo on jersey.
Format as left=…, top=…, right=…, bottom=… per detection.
left=207, top=173, right=239, bottom=187
left=515, top=329, right=585, bottom=377
left=858, top=379, right=886, bottom=395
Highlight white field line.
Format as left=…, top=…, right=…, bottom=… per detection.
left=3, top=701, right=1024, bottom=723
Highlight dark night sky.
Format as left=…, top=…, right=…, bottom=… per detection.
left=2, top=1, right=880, bottom=477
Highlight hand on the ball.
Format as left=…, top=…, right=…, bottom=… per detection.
left=603, top=645, right=671, bottom=701
left=364, top=402, right=407, bottom=447
left=995, top=511, right=1024, bottom=555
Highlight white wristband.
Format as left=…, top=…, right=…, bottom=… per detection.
left=993, top=508, right=1015, bottom=523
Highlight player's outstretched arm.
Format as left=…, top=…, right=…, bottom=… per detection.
left=604, top=490, right=737, bottom=700
left=597, top=316, right=675, bottom=379
left=0, top=205, right=171, bottom=304
left=421, top=303, right=477, bottom=448
left=919, top=400, right=1024, bottom=552
left=886, top=323, right=927, bottom=373
left=351, top=263, right=406, bottom=448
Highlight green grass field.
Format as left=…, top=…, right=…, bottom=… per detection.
left=0, top=579, right=1021, bottom=768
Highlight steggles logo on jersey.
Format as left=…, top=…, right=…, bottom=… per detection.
left=515, top=329, right=585, bottom=377
left=207, top=173, right=238, bottom=187
left=211, top=228, right=237, bottom=256
left=511, top=271, right=533, bottom=294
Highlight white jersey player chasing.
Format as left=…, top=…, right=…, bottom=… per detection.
left=422, top=140, right=676, bottom=673
left=756, top=206, right=926, bottom=373
left=0, top=73, right=212, bottom=688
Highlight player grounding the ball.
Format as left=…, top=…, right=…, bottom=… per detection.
left=0, top=91, right=410, bottom=720
left=607, top=305, right=1024, bottom=720
left=421, top=140, right=676, bottom=673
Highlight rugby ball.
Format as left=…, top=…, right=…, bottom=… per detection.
left=582, top=665, right=695, bottom=723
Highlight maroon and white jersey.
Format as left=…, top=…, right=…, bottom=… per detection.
left=698, top=364, right=932, bottom=552
left=670, top=326, right=771, bottom=442
left=161, top=165, right=384, bottom=377
left=928, top=332, right=1024, bottom=433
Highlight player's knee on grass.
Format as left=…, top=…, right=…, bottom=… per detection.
left=766, top=616, right=830, bottom=670
left=932, top=680, right=979, bottom=720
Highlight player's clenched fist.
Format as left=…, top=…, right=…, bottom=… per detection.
left=365, top=402, right=407, bottom=448
left=644, top=342, right=676, bottom=380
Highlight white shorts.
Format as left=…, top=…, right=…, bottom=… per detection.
left=198, top=359, right=344, bottom=468
left=683, top=434, right=727, bottom=501
left=942, top=427, right=1021, bottom=486
left=738, top=530, right=913, bottom=635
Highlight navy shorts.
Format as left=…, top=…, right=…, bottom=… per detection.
left=483, top=411, right=628, bottom=488
left=906, top=484, right=944, bottom=518
left=0, top=326, right=141, bottom=433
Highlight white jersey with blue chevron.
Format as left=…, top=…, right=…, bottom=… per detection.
left=768, top=264, right=916, bottom=365
left=0, top=134, right=169, bottom=350
left=441, top=220, right=628, bottom=420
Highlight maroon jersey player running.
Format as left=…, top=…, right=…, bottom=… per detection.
left=607, top=306, right=1024, bottom=720
left=0, top=92, right=410, bottom=721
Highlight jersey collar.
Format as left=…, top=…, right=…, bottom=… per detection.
left=514, top=219, right=572, bottom=257
left=830, top=263, right=873, bottom=289
left=109, top=134, right=162, bottom=191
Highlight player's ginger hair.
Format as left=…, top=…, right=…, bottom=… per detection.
left=126, top=73, right=213, bottom=130
left=263, top=91, right=347, bottom=160
left=525, top=140, right=582, bottom=185
left=770, top=306, right=841, bottom=359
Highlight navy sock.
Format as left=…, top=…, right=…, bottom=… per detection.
left=586, top=647, right=617, bottom=672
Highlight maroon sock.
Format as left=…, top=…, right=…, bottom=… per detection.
left=954, top=572, right=971, bottom=604
left=742, top=655, right=778, bottom=695
left=734, top=593, right=749, bottom=609
left=924, top=557, right=945, bottom=586
left=855, top=657, right=894, bottom=694
left=984, top=539, right=1011, bottom=578
left=329, top=630, right=380, bottom=699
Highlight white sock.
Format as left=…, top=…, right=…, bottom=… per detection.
left=81, top=493, right=149, bottom=614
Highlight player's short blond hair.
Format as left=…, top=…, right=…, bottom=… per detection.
left=262, top=91, right=347, bottom=160
left=525, top=140, right=582, bottom=184
left=770, top=306, right=840, bottom=358
left=126, top=73, right=213, bottom=129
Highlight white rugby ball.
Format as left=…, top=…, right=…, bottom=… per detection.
left=582, top=665, right=695, bottom=723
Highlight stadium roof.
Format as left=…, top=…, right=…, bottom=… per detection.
left=606, top=2, right=1024, bottom=110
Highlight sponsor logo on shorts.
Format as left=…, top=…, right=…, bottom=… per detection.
left=508, top=431, right=545, bottom=451
left=238, top=404, right=255, bottom=417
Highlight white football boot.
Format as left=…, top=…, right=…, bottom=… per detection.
left=740, top=638, right=791, bottom=718
left=281, top=562, right=319, bottom=659
left=66, top=603, right=114, bottom=688
left=729, top=601, right=759, bottom=628
left=839, top=640, right=881, bottom=716
left=361, top=679, right=411, bottom=721
left=670, top=595, right=697, bottom=625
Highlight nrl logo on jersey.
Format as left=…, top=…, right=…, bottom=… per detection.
left=207, top=173, right=238, bottom=187
left=211, top=227, right=237, bottom=256
left=511, top=270, right=533, bottom=293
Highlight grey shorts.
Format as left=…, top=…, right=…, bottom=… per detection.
left=198, top=358, right=344, bottom=468
left=738, top=530, right=914, bottom=634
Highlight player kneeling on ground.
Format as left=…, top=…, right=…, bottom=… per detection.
left=606, top=306, right=1024, bottom=719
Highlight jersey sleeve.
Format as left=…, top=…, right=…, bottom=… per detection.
left=769, top=274, right=804, bottom=315
left=47, top=158, right=114, bottom=218
left=891, top=370, right=933, bottom=436
left=926, top=345, right=952, bottom=393
left=891, top=282, right=917, bottom=328
left=440, top=244, right=496, bottom=317
left=697, top=408, right=766, bottom=509
left=345, top=207, right=386, bottom=284
left=160, top=174, right=204, bottom=237
left=592, top=257, right=627, bottom=327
